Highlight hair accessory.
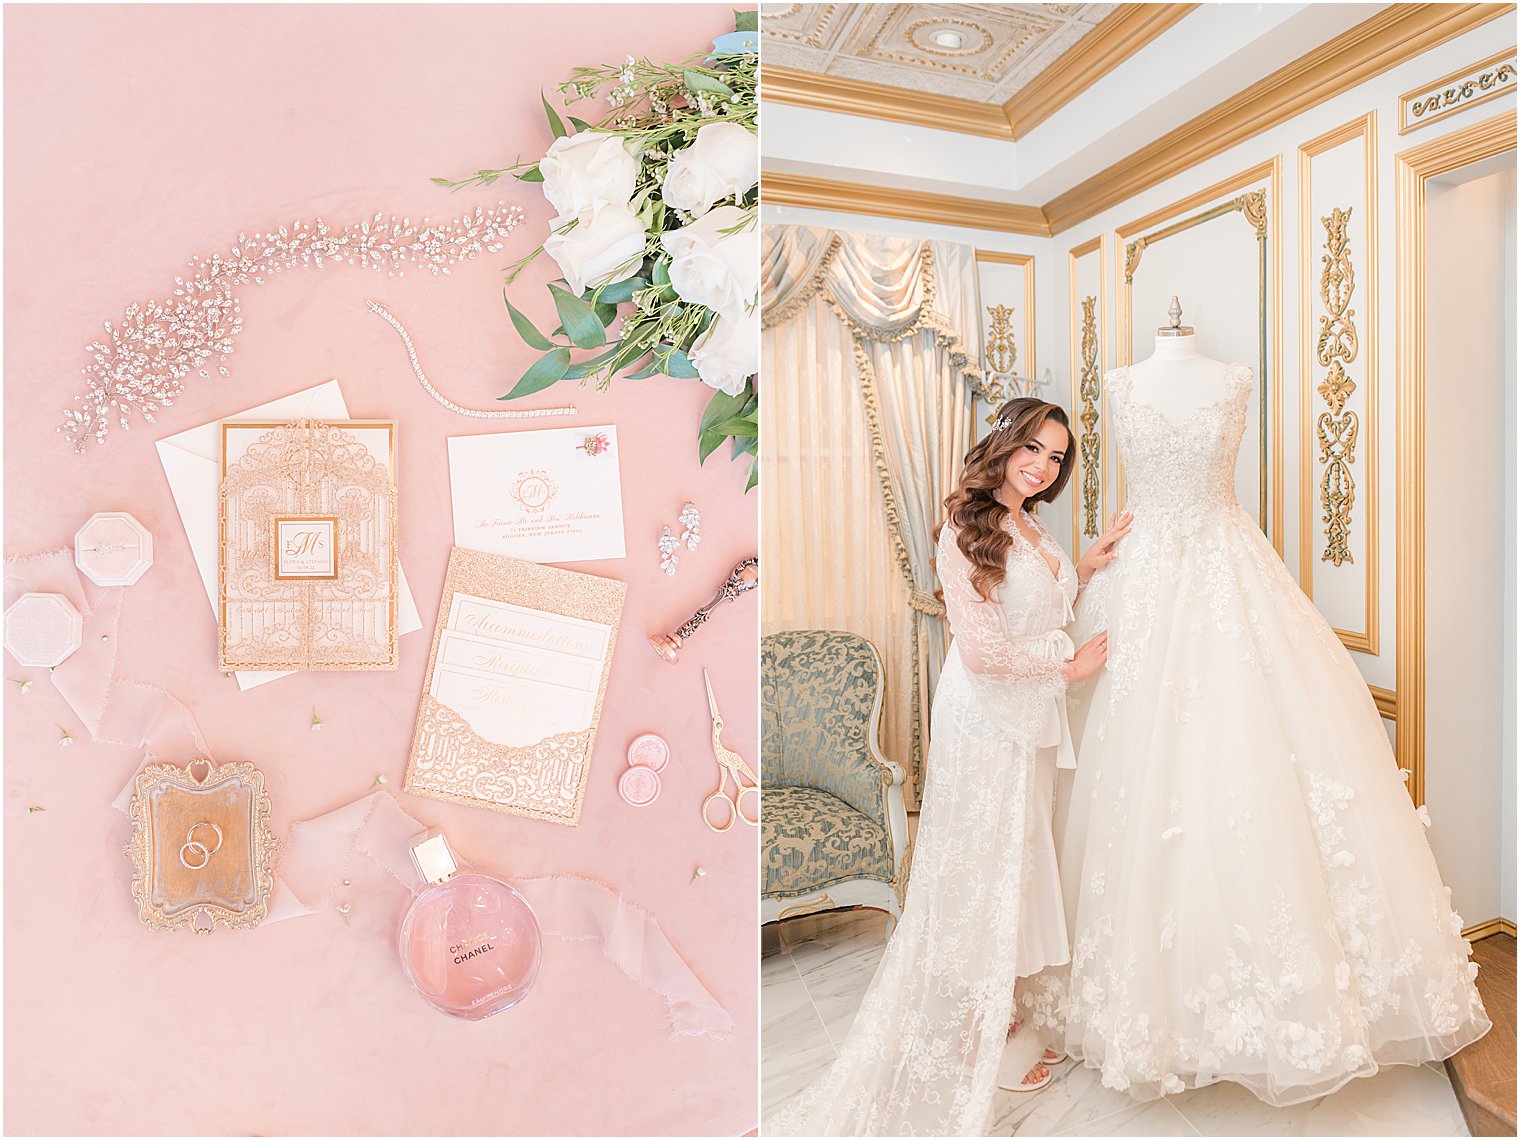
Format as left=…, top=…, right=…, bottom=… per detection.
left=64, top=205, right=526, bottom=453
left=367, top=300, right=578, bottom=420
left=993, top=413, right=1015, bottom=432
left=649, top=556, right=758, bottom=664
left=658, top=526, right=680, bottom=576
left=679, top=501, right=701, bottom=551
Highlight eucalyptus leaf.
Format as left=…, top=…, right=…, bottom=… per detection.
left=594, top=302, right=618, bottom=326
left=568, top=116, right=592, bottom=131
left=591, top=276, right=647, bottom=305
left=503, top=348, right=571, bottom=400
left=734, top=9, right=757, bottom=32
left=563, top=346, right=622, bottom=380
left=504, top=292, right=556, bottom=351
left=625, top=354, right=663, bottom=380
left=684, top=70, right=735, bottom=98
left=700, top=387, right=749, bottom=433
left=549, top=285, right=607, bottom=349
left=699, top=429, right=727, bottom=464
left=541, top=91, right=568, bottom=139
left=710, top=415, right=758, bottom=436
left=516, top=165, right=545, bottom=183
left=663, top=348, right=701, bottom=379
left=746, top=461, right=758, bottom=493
left=731, top=434, right=757, bottom=457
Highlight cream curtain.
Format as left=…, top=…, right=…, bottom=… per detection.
left=761, top=225, right=985, bottom=800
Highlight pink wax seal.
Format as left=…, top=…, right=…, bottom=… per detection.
left=627, top=732, right=670, bottom=772
left=618, top=765, right=661, bottom=807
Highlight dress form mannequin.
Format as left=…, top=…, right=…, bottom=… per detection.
left=1128, top=332, right=1234, bottom=421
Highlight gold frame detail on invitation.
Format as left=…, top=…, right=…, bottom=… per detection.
left=1298, top=112, right=1380, bottom=656
left=123, top=759, right=277, bottom=935
left=1399, top=46, right=1517, bottom=135
left=1116, top=157, right=1282, bottom=549
left=218, top=419, right=398, bottom=670
left=404, top=546, right=625, bottom=827
left=1395, top=107, right=1516, bottom=808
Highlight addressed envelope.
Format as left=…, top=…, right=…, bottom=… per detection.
left=155, top=380, right=422, bottom=690
left=447, top=424, right=626, bottom=564
left=435, top=629, right=602, bottom=691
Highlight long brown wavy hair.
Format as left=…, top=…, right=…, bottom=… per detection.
left=938, top=398, right=1076, bottom=601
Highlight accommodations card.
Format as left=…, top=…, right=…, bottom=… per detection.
left=405, top=546, right=626, bottom=826
left=447, top=424, right=626, bottom=564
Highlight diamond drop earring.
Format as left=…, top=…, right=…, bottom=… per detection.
left=658, top=527, right=680, bottom=576
left=679, top=501, right=701, bottom=551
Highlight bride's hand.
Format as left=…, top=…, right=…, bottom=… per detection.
left=1061, top=631, right=1108, bottom=683
left=1077, top=511, right=1134, bottom=583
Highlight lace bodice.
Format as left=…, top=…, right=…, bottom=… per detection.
left=938, top=512, right=1076, bottom=682
left=1109, top=362, right=1252, bottom=518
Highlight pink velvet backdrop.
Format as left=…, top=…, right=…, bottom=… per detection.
left=4, top=5, right=757, bottom=1135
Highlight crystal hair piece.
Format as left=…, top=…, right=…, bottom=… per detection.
left=993, top=414, right=1015, bottom=431
left=61, top=204, right=523, bottom=452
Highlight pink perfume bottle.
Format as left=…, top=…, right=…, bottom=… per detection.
left=399, top=830, right=543, bottom=1020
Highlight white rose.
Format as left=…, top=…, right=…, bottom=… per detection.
left=539, top=132, right=639, bottom=216
left=688, top=306, right=757, bottom=395
left=543, top=203, right=645, bottom=295
left=662, top=121, right=758, bottom=217
left=660, top=205, right=757, bottom=318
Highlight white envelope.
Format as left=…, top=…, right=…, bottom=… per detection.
left=155, top=380, right=422, bottom=691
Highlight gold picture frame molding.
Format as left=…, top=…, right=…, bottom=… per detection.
left=1394, top=107, right=1517, bottom=808
left=1297, top=112, right=1380, bottom=656
left=1115, top=157, right=1282, bottom=551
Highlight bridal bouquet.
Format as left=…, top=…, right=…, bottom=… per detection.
left=438, top=13, right=759, bottom=488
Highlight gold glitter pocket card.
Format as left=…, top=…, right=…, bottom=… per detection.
left=219, top=419, right=398, bottom=670
left=405, top=546, right=625, bottom=826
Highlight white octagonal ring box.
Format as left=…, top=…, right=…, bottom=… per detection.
left=4, top=593, right=84, bottom=668
left=74, top=512, right=153, bottom=587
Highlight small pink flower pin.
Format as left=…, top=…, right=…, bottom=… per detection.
left=579, top=432, right=611, bottom=457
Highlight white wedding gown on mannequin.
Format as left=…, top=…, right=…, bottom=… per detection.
left=768, top=515, right=1078, bottom=1136
left=1023, top=343, right=1489, bottom=1106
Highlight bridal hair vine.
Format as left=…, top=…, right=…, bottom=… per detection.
left=61, top=204, right=524, bottom=452
left=993, top=413, right=1015, bottom=431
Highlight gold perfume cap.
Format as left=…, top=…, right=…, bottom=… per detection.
left=409, top=830, right=459, bottom=885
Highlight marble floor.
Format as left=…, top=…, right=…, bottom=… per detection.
left=762, top=909, right=1473, bottom=1137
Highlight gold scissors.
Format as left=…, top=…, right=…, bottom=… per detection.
left=702, top=668, right=759, bottom=832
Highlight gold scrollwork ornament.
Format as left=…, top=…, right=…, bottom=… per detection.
left=1315, top=206, right=1360, bottom=566
left=984, top=303, right=1017, bottom=376
left=1078, top=295, right=1102, bottom=537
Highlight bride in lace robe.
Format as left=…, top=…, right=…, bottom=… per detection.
left=767, top=399, right=1127, bottom=1136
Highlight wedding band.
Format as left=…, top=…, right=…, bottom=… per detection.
left=179, top=840, right=212, bottom=870
left=186, top=821, right=223, bottom=856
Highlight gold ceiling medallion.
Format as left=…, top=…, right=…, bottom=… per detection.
left=1315, top=206, right=1359, bottom=568
left=984, top=303, right=1017, bottom=375
left=1399, top=47, right=1517, bottom=134
left=1078, top=295, right=1101, bottom=538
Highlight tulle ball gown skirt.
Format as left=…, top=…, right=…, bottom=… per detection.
left=1038, top=500, right=1490, bottom=1107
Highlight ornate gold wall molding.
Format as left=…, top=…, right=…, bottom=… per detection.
left=1045, top=4, right=1509, bottom=233
left=1298, top=113, right=1380, bottom=656
left=973, top=251, right=1037, bottom=408
left=1400, top=45, right=1518, bottom=134
left=1115, top=157, right=1282, bottom=550
left=1395, top=107, right=1517, bottom=809
left=763, top=171, right=1053, bottom=237
left=762, top=8, right=1509, bottom=240
left=1003, top=4, right=1198, bottom=137
left=1315, top=206, right=1361, bottom=569
left=760, top=5, right=1197, bottom=141
left=760, top=66, right=1013, bottom=139
left=984, top=304, right=1017, bottom=375
left=1068, top=235, right=1106, bottom=556
left=1370, top=685, right=1398, bottom=721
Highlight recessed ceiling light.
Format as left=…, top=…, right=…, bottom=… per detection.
left=931, top=29, right=965, bottom=49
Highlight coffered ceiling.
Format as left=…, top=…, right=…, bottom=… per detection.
left=761, top=3, right=1117, bottom=104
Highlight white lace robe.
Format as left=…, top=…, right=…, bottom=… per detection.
left=767, top=513, right=1077, bottom=1136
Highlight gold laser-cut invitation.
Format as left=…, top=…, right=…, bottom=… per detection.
left=219, top=419, right=398, bottom=670
left=405, top=546, right=625, bottom=826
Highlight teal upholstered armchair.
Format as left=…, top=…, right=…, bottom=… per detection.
left=761, top=630, right=911, bottom=926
